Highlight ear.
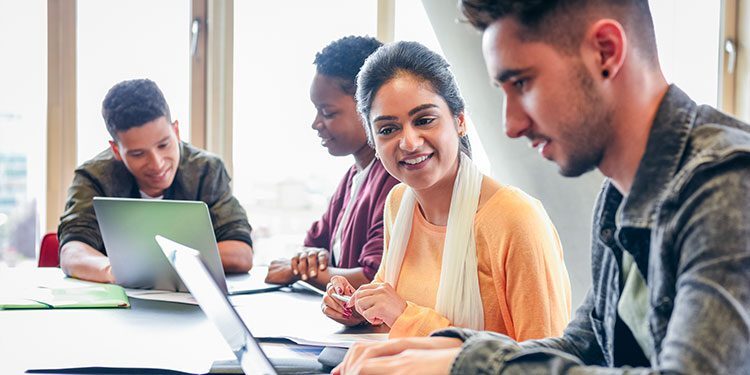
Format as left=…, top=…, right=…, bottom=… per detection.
left=585, top=19, right=627, bottom=80
left=109, top=140, right=123, bottom=162
left=455, top=112, right=467, bottom=135
left=171, top=120, right=181, bottom=141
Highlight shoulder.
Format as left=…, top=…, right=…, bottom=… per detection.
left=669, top=115, right=750, bottom=202
left=179, top=142, right=226, bottom=172
left=384, top=183, right=408, bottom=216
left=474, top=179, right=550, bottom=234
left=75, top=148, right=132, bottom=188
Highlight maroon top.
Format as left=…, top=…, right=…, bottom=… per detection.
left=304, top=160, right=399, bottom=280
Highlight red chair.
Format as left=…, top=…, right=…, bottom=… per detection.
left=38, top=232, right=60, bottom=267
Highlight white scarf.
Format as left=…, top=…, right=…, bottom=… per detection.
left=384, top=152, right=484, bottom=330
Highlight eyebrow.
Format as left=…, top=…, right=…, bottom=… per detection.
left=127, top=135, right=171, bottom=153
left=408, top=103, right=439, bottom=117
left=372, top=103, right=440, bottom=123
left=496, top=68, right=531, bottom=84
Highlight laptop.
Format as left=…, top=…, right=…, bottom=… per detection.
left=93, top=197, right=281, bottom=295
left=156, top=235, right=328, bottom=375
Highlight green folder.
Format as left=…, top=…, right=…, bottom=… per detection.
left=0, top=283, right=130, bottom=310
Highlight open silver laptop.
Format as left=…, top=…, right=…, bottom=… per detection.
left=93, top=197, right=280, bottom=295
left=156, top=235, right=328, bottom=375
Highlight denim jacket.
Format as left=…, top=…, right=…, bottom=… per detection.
left=434, top=85, right=750, bottom=374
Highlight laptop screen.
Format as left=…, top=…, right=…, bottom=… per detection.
left=156, top=235, right=277, bottom=375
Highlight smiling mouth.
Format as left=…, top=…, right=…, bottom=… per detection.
left=147, top=169, right=169, bottom=180
left=399, top=153, right=433, bottom=168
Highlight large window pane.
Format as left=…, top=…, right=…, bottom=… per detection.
left=651, top=0, right=721, bottom=106
left=0, top=0, right=47, bottom=265
left=77, top=0, right=190, bottom=164
left=233, top=1, right=378, bottom=264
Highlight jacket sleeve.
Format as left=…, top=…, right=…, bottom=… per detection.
left=432, top=290, right=608, bottom=374
left=57, top=169, right=107, bottom=253
left=202, top=159, right=253, bottom=247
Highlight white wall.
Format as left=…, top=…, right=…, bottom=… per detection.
left=422, top=0, right=605, bottom=308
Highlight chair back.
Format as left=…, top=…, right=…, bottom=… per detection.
left=38, top=232, right=60, bottom=267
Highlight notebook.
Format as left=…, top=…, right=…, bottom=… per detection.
left=0, top=283, right=129, bottom=310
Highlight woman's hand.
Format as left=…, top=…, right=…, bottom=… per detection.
left=264, top=258, right=297, bottom=285
left=322, top=276, right=366, bottom=326
left=264, top=247, right=329, bottom=285
left=291, top=248, right=330, bottom=280
left=350, top=282, right=407, bottom=327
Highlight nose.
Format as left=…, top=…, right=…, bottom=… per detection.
left=399, top=125, right=423, bottom=152
left=146, top=150, right=164, bottom=170
left=503, top=96, right=530, bottom=139
left=311, top=114, right=323, bottom=131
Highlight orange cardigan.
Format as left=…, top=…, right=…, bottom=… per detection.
left=373, top=180, right=571, bottom=341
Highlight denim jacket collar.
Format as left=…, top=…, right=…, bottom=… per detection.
left=617, top=85, right=697, bottom=229
left=595, top=85, right=696, bottom=275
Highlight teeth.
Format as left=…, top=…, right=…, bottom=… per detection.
left=404, top=155, right=429, bottom=165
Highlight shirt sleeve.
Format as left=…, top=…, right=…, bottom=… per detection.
left=57, top=169, right=107, bottom=253
left=303, top=169, right=352, bottom=250
left=357, top=171, right=400, bottom=280
left=201, top=159, right=253, bottom=247
left=494, top=196, right=571, bottom=341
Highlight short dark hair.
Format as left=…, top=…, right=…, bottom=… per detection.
left=101, top=79, right=172, bottom=140
left=313, top=35, right=383, bottom=96
left=460, top=0, right=657, bottom=63
left=356, top=41, right=471, bottom=157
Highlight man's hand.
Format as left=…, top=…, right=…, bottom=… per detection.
left=332, top=337, right=463, bottom=375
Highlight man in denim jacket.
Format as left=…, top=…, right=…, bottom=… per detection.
left=332, top=0, right=750, bottom=374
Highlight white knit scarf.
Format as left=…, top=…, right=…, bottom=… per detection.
left=384, top=152, right=484, bottom=330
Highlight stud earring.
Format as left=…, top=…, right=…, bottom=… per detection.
left=602, top=69, right=610, bottom=78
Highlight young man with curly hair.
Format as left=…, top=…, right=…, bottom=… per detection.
left=58, top=79, right=254, bottom=283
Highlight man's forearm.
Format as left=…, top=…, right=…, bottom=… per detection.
left=59, top=241, right=115, bottom=283
left=217, top=240, right=253, bottom=273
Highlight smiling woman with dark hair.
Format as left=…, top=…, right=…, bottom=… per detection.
left=265, top=36, right=399, bottom=291
left=322, top=41, right=572, bottom=340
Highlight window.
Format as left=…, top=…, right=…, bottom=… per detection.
left=394, top=1, right=491, bottom=174
left=76, top=0, right=191, bottom=164
left=651, top=0, right=722, bottom=106
left=233, top=1, right=378, bottom=265
left=0, top=0, right=47, bottom=265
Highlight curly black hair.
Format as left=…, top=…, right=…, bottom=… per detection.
left=313, top=35, right=383, bottom=96
left=101, top=79, right=171, bottom=140
left=460, top=0, right=657, bottom=62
